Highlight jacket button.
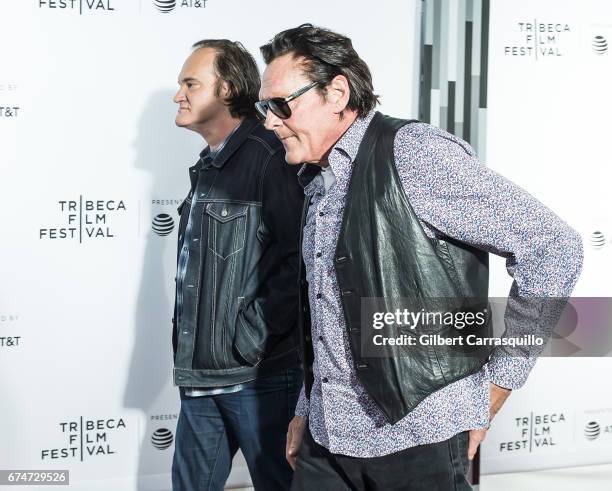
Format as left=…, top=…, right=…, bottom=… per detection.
left=221, top=209, right=228, bottom=217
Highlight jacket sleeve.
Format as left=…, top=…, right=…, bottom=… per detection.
left=393, top=123, right=584, bottom=390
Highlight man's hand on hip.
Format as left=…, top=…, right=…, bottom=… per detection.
left=286, top=415, right=306, bottom=470
left=468, top=382, right=512, bottom=460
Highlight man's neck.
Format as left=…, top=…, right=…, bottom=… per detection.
left=317, top=111, right=359, bottom=168
left=197, top=115, right=244, bottom=151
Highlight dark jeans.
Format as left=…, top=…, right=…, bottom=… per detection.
left=172, top=368, right=302, bottom=491
left=291, top=426, right=472, bottom=491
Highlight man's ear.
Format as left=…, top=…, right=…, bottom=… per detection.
left=326, top=74, right=350, bottom=114
left=217, top=79, right=232, bottom=99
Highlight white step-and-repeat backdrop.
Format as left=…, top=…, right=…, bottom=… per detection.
left=2, top=0, right=612, bottom=488
left=482, top=0, right=612, bottom=475
left=0, top=1, right=420, bottom=489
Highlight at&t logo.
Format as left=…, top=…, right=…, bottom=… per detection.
left=151, top=428, right=174, bottom=449
left=592, top=35, right=608, bottom=55
left=584, top=421, right=600, bottom=440
left=153, top=0, right=206, bottom=13
left=0, top=106, right=19, bottom=118
left=590, top=231, right=606, bottom=250
left=152, top=214, right=175, bottom=236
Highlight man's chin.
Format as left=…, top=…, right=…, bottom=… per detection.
left=175, top=118, right=193, bottom=129
left=284, top=152, right=303, bottom=165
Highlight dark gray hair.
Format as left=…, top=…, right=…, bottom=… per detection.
left=192, top=39, right=259, bottom=118
left=260, top=24, right=379, bottom=117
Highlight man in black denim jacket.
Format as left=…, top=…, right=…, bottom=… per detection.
left=171, top=39, right=303, bottom=491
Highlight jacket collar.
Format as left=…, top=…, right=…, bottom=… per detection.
left=205, top=116, right=259, bottom=169
left=187, top=116, right=260, bottom=186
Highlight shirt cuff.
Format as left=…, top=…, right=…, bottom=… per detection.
left=294, top=384, right=310, bottom=418
left=485, top=351, right=537, bottom=390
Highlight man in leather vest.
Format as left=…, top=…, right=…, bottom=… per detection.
left=257, top=24, right=583, bottom=490
left=171, top=40, right=304, bottom=490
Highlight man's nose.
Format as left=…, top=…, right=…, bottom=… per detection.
left=263, top=110, right=282, bottom=132
left=173, top=87, right=185, bottom=104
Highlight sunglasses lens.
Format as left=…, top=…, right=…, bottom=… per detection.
left=255, top=101, right=268, bottom=120
left=268, top=99, right=291, bottom=119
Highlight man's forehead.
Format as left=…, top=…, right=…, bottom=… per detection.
left=179, top=48, right=216, bottom=77
left=261, top=54, right=308, bottom=98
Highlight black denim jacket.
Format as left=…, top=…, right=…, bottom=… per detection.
left=172, top=117, right=303, bottom=387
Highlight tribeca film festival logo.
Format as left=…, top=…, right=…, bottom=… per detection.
left=150, top=199, right=180, bottom=237
left=41, top=417, right=126, bottom=461
left=504, top=21, right=571, bottom=59
left=153, top=0, right=206, bottom=13
left=39, top=197, right=127, bottom=242
left=498, top=412, right=566, bottom=453
left=37, top=0, right=116, bottom=14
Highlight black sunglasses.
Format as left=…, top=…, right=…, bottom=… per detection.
left=255, top=81, right=321, bottom=120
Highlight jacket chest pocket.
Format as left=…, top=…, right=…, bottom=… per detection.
left=205, top=202, right=249, bottom=260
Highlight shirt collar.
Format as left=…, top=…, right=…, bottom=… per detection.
left=297, top=110, right=377, bottom=191
left=331, top=110, right=376, bottom=163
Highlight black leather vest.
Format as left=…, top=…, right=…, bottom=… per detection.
left=298, top=112, right=492, bottom=424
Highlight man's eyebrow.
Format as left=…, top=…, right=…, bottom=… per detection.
left=178, top=77, right=199, bottom=84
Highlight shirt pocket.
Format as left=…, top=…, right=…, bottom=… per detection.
left=205, top=202, right=249, bottom=260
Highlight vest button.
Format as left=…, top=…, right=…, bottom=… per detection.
left=341, top=289, right=354, bottom=296
left=336, top=256, right=348, bottom=263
